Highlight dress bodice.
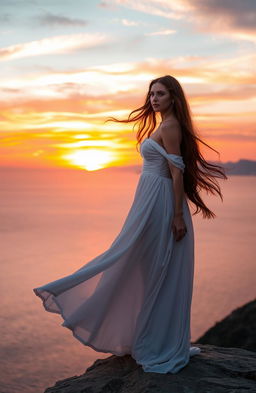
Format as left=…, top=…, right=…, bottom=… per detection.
left=140, top=138, right=185, bottom=179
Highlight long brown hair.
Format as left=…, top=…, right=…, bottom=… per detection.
left=106, top=75, right=227, bottom=219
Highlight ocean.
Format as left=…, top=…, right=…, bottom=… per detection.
left=0, top=167, right=255, bottom=393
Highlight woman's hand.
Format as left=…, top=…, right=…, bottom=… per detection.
left=172, top=214, right=187, bottom=241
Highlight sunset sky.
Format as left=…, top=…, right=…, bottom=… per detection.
left=1, top=0, right=255, bottom=170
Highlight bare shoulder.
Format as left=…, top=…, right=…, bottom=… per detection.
left=160, top=119, right=182, bottom=142
left=160, top=119, right=182, bottom=155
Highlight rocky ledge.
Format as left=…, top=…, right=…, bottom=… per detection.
left=195, top=299, right=256, bottom=352
left=45, top=344, right=256, bottom=393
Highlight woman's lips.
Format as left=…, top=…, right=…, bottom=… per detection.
left=153, top=104, right=159, bottom=107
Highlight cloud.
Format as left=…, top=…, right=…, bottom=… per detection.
left=103, top=0, right=198, bottom=20
left=0, top=33, right=109, bottom=61
left=121, top=18, right=139, bottom=26
left=38, top=12, right=88, bottom=27
left=1, top=50, right=255, bottom=165
left=189, top=0, right=256, bottom=30
left=98, top=0, right=119, bottom=10
left=111, top=17, right=143, bottom=26
left=145, top=29, right=176, bottom=36
left=107, top=0, right=256, bottom=42
left=111, top=0, right=183, bottom=19
left=0, top=54, right=255, bottom=125
left=186, top=0, right=256, bottom=42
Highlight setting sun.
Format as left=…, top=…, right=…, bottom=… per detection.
left=63, top=149, right=115, bottom=171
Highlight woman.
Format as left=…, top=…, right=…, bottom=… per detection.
left=33, top=75, right=227, bottom=374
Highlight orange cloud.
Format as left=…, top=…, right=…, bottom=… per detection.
left=1, top=54, right=255, bottom=168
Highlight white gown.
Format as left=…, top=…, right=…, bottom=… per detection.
left=33, top=137, right=201, bottom=374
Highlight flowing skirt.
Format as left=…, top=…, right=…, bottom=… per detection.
left=33, top=172, right=199, bottom=374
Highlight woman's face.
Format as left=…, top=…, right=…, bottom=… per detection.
left=149, top=82, right=172, bottom=113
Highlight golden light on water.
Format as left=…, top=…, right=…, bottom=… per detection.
left=63, top=149, right=115, bottom=171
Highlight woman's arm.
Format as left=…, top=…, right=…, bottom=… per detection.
left=161, top=122, right=187, bottom=241
left=171, top=169, right=187, bottom=241
left=172, top=167, right=184, bottom=216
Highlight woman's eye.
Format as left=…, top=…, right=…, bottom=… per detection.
left=150, top=91, right=165, bottom=97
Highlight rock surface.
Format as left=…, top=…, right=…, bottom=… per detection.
left=195, top=299, right=256, bottom=352
left=45, top=344, right=256, bottom=393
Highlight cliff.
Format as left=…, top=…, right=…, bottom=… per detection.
left=195, top=298, right=256, bottom=352
left=44, top=299, right=256, bottom=392
left=44, top=344, right=256, bottom=392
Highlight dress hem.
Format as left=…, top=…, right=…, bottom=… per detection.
left=33, top=287, right=200, bottom=374
left=33, top=287, right=132, bottom=357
